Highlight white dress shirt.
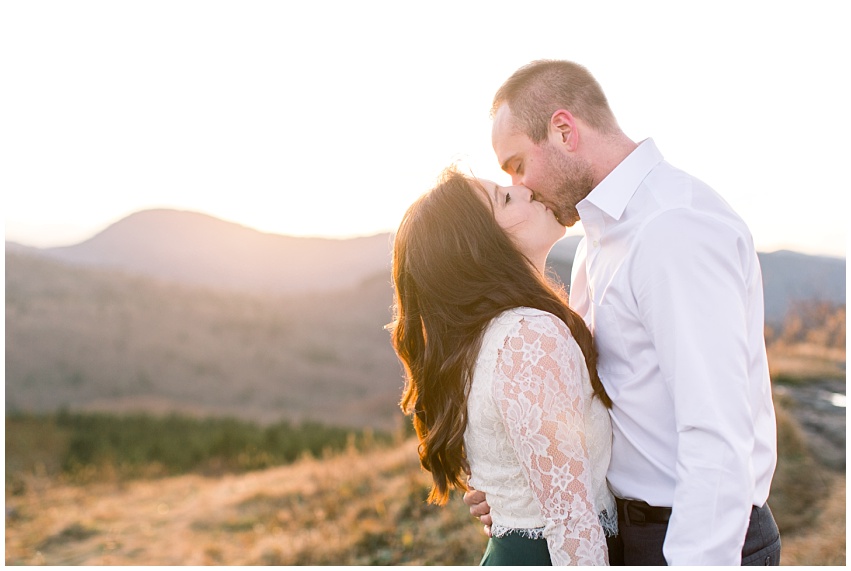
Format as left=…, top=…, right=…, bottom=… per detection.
left=569, top=139, right=777, bottom=565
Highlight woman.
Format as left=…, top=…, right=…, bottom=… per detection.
left=389, top=167, right=617, bottom=565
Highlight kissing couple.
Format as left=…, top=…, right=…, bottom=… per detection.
left=388, top=60, right=781, bottom=566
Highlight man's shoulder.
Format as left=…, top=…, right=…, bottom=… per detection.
left=643, top=161, right=718, bottom=207
left=636, top=162, right=751, bottom=241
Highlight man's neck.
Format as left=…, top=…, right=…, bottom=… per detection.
left=585, top=131, right=638, bottom=188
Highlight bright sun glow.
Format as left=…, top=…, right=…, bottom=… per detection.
left=2, top=1, right=848, bottom=258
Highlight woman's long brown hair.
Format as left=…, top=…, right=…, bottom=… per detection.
left=389, top=167, right=610, bottom=506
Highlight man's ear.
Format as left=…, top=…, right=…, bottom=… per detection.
left=550, top=109, right=578, bottom=151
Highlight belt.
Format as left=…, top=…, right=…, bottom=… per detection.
left=616, top=497, right=672, bottom=525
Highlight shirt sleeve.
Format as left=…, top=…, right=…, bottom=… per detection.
left=492, top=313, right=608, bottom=566
left=631, top=209, right=758, bottom=565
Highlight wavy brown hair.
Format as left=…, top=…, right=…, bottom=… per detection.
left=389, top=167, right=610, bottom=506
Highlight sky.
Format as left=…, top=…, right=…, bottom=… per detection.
left=2, top=0, right=848, bottom=258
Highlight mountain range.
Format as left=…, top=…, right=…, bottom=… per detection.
left=8, top=208, right=844, bottom=323
left=9, top=209, right=394, bottom=294
left=5, top=209, right=846, bottom=427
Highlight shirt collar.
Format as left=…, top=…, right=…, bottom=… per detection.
left=581, top=138, right=664, bottom=221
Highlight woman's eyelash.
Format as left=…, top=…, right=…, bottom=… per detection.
left=505, top=192, right=511, bottom=204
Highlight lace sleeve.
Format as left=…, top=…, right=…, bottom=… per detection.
left=492, top=313, right=609, bottom=566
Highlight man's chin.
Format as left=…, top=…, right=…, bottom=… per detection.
left=555, top=211, right=579, bottom=228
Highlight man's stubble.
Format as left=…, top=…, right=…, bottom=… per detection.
left=541, top=142, right=595, bottom=228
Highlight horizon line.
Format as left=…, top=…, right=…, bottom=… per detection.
left=5, top=207, right=847, bottom=261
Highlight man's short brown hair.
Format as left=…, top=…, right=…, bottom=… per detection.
left=492, top=60, right=618, bottom=143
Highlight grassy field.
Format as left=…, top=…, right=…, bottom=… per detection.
left=4, top=389, right=845, bottom=566
left=6, top=320, right=845, bottom=565
left=5, top=435, right=487, bottom=565
left=5, top=411, right=393, bottom=485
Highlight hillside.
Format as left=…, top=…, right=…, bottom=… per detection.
left=758, top=250, right=846, bottom=324
left=4, top=438, right=486, bottom=565
left=549, top=243, right=846, bottom=326
left=5, top=252, right=404, bottom=429
left=5, top=422, right=845, bottom=566
left=40, top=209, right=393, bottom=295
left=11, top=208, right=844, bottom=323
left=5, top=210, right=845, bottom=426
left=6, top=322, right=846, bottom=565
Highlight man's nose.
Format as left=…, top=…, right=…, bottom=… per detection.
left=511, top=173, right=523, bottom=186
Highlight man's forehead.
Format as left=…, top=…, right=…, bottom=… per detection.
left=491, top=104, right=516, bottom=138
left=492, top=106, right=528, bottom=165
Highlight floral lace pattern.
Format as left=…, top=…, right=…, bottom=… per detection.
left=465, top=308, right=615, bottom=566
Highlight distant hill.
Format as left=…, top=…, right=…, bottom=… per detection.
left=758, top=250, right=846, bottom=324
left=11, top=209, right=843, bottom=324
left=37, top=209, right=393, bottom=294
left=4, top=240, right=42, bottom=256
left=5, top=252, right=403, bottom=429
left=547, top=237, right=845, bottom=326
left=5, top=210, right=845, bottom=426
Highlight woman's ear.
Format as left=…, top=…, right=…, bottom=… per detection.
left=549, top=109, right=578, bottom=151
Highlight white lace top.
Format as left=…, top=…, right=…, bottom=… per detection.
left=465, top=307, right=616, bottom=566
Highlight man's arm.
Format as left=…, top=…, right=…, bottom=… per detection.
left=631, top=209, right=758, bottom=564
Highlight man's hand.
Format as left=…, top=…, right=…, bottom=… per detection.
left=463, top=486, right=493, bottom=537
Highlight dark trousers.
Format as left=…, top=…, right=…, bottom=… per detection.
left=606, top=502, right=781, bottom=566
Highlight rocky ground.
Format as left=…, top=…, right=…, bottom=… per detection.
left=774, top=378, right=846, bottom=471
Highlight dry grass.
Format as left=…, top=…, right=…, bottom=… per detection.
left=6, top=415, right=844, bottom=566
left=768, top=342, right=846, bottom=381
left=5, top=440, right=488, bottom=565
left=767, top=342, right=846, bottom=566
left=779, top=474, right=846, bottom=566
left=768, top=402, right=833, bottom=534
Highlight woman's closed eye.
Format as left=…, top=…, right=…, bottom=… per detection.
left=505, top=192, right=511, bottom=204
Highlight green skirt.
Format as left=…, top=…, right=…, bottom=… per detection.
left=480, top=532, right=552, bottom=566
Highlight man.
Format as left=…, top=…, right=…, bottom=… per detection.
left=463, top=60, right=780, bottom=565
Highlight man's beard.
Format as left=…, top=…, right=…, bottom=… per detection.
left=541, top=144, right=595, bottom=227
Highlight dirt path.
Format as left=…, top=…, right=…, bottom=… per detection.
left=774, top=378, right=846, bottom=471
